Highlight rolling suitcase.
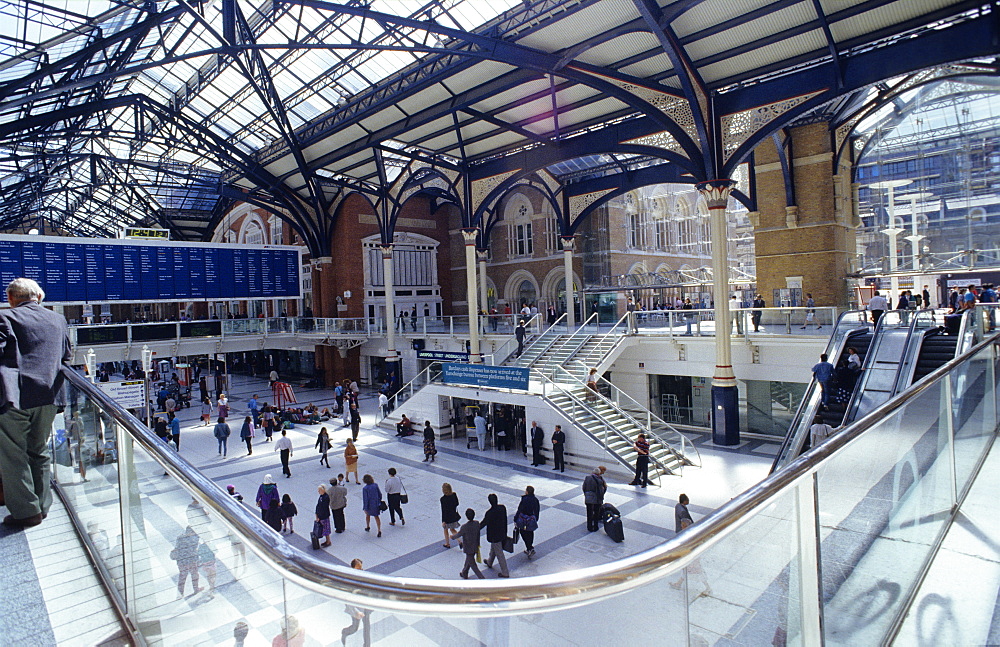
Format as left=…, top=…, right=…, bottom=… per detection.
left=602, top=503, right=624, bottom=543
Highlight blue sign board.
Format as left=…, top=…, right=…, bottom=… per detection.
left=0, top=234, right=301, bottom=305
left=417, top=351, right=470, bottom=362
left=441, top=363, right=530, bottom=391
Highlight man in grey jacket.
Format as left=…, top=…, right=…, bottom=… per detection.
left=327, top=475, right=348, bottom=534
left=0, top=278, right=72, bottom=527
left=582, top=466, right=607, bottom=532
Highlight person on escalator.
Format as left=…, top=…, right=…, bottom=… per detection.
left=811, top=353, right=835, bottom=408
left=810, top=415, right=836, bottom=448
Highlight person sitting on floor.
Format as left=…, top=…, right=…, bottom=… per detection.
left=395, top=414, right=415, bottom=437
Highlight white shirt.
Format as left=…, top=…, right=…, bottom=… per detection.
left=847, top=354, right=861, bottom=369
left=868, top=295, right=888, bottom=311
left=810, top=423, right=835, bottom=447
left=378, top=393, right=388, bottom=407
left=274, top=436, right=293, bottom=453
left=384, top=475, right=403, bottom=495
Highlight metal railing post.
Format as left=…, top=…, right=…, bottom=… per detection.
left=794, top=474, right=823, bottom=645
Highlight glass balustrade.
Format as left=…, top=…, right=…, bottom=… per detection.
left=47, top=329, right=999, bottom=645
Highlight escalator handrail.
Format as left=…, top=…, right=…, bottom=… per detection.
left=59, top=329, right=1000, bottom=615
left=890, top=308, right=948, bottom=395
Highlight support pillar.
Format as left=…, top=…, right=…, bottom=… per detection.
left=477, top=248, right=489, bottom=321
left=463, top=229, right=482, bottom=363
left=562, top=235, right=576, bottom=328
left=697, top=179, right=740, bottom=446
left=381, top=244, right=398, bottom=366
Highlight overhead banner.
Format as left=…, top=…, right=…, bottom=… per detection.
left=417, top=350, right=469, bottom=362
left=441, top=363, right=530, bottom=391
left=97, top=380, right=146, bottom=409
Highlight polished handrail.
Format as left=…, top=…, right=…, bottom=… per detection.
left=58, top=331, right=1000, bottom=616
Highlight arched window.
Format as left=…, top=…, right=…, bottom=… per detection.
left=517, top=279, right=537, bottom=307
left=505, top=195, right=534, bottom=258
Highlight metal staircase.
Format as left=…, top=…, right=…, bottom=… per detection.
left=536, top=366, right=699, bottom=480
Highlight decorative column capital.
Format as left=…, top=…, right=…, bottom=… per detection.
left=560, top=235, right=576, bottom=252
left=695, top=179, right=736, bottom=209
left=461, top=227, right=479, bottom=245
left=476, top=248, right=489, bottom=263
left=379, top=243, right=393, bottom=260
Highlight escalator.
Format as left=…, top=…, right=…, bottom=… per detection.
left=813, top=328, right=873, bottom=428
left=910, top=330, right=960, bottom=383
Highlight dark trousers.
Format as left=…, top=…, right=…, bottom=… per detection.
left=341, top=609, right=371, bottom=646
left=585, top=502, right=601, bottom=531
left=751, top=312, right=762, bottom=331
left=871, top=310, right=884, bottom=326
left=633, top=455, right=649, bottom=485
left=332, top=507, right=346, bottom=533
left=553, top=446, right=564, bottom=472
left=173, top=434, right=181, bottom=450
left=280, top=449, right=291, bottom=476
left=461, top=551, right=484, bottom=579
left=531, top=445, right=543, bottom=465
left=387, top=492, right=404, bottom=523
left=351, top=422, right=360, bottom=442
left=521, top=529, right=535, bottom=551
left=516, top=337, right=524, bottom=355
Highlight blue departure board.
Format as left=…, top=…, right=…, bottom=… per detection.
left=0, top=234, right=302, bottom=304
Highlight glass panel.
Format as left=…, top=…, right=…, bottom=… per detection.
left=122, top=440, right=285, bottom=644
left=815, top=380, right=954, bottom=645
left=950, top=345, right=994, bottom=496
left=687, top=485, right=803, bottom=644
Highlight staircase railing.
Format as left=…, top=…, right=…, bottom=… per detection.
left=533, top=369, right=667, bottom=483
left=544, top=363, right=700, bottom=470
left=532, top=312, right=597, bottom=367
left=508, top=313, right=567, bottom=366
left=385, top=363, right=442, bottom=415
left=484, top=313, right=541, bottom=365
left=573, top=310, right=632, bottom=369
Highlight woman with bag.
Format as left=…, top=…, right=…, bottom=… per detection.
left=384, top=467, right=405, bottom=526
left=314, top=484, right=332, bottom=547
left=344, top=439, right=360, bottom=484
left=515, top=485, right=540, bottom=557
left=422, top=420, right=437, bottom=462
left=239, top=416, right=254, bottom=455
left=361, top=474, right=383, bottom=537
left=440, top=482, right=460, bottom=548
left=200, top=396, right=212, bottom=426
left=254, top=474, right=280, bottom=521
left=315, top=427, right=331, bottom=468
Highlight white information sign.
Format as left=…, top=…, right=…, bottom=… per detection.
left=98, top=380, right=146, bottom=409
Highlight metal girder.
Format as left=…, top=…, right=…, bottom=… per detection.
left=716, top=5, right=1000, bottom=177
left=810, top=0, right=844, bottom=91
left=772, top=132, right=795, bottom=208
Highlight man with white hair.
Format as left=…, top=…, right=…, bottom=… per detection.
left=0, top=278, right=72, bottom=527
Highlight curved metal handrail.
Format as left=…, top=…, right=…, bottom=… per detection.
left=59, top=330, right=1000, bottom=616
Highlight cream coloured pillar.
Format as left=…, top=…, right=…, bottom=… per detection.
left=462, top=229, right=481, bottom=362
left=381, top=244, right=398, bottom=364
left=561, top=236, right=576, bottom=327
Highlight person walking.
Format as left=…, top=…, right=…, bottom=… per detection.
left=812, top=353, right=835, bottom=407
left=378, top=391, right=389, bottom=420
left=200, top=396, right=213, bottom=426
left=530, top=421, right=544, bottom=466
left=675, top=493, right=693, bottom=532
left=262, top=405, right=275, bottom=441
left=515, top=485, right=540, bottom=557
left=582, top=466, right=608, bottom=532
left=344, top=439, right=360, bottom=484
left=274, top=428, right=293, bottom=478
left=514, top=320, right=526, bottom=356
left=586, top=368, right=599, bottom=402
left=169, top=411, right=181, bottom=450
left=867, top=291, right=888, bottom=326
left=384, top=467, right=406, bottom=526
left=361, top=474, right=383, bottom=537
left=474, top=410, right=488, bottom=451
left=327, top=476, right=348, bottom=534
left=0, top=278, right=71, bottom=527
left=213, top=416, right=231, bottom=457
left=551, top=424, right=565, bottom=472
left=810, top=415, right=836, bottom=448
left=452, top=508, right=485, bottom=579
left=422, top=420, right=437, bottom=462
left=247, top=393, right=260, bottom=426
left=280, top=493, right=298, bottom=533
left=315, top=427, right=331, bottom=468
left=751, top=294, right=765, bottom=332
left=349, top=402, right=361, bottom=442
left=239, top=415, right=254, bottom=455
left=440, top=483, right=461, bottom=548
left=314, top=484, right=332, bottom=547
left=800, top=293, right=821, bottom=330
left=629, top=433, right=650, bottom=487
left=480, top=493, right=510, bottom=578
left=217, top=393, right=229, bottom=420
left=340, top=559, right=371, bottom=644
left=254, top=475, right=280, bottom=521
